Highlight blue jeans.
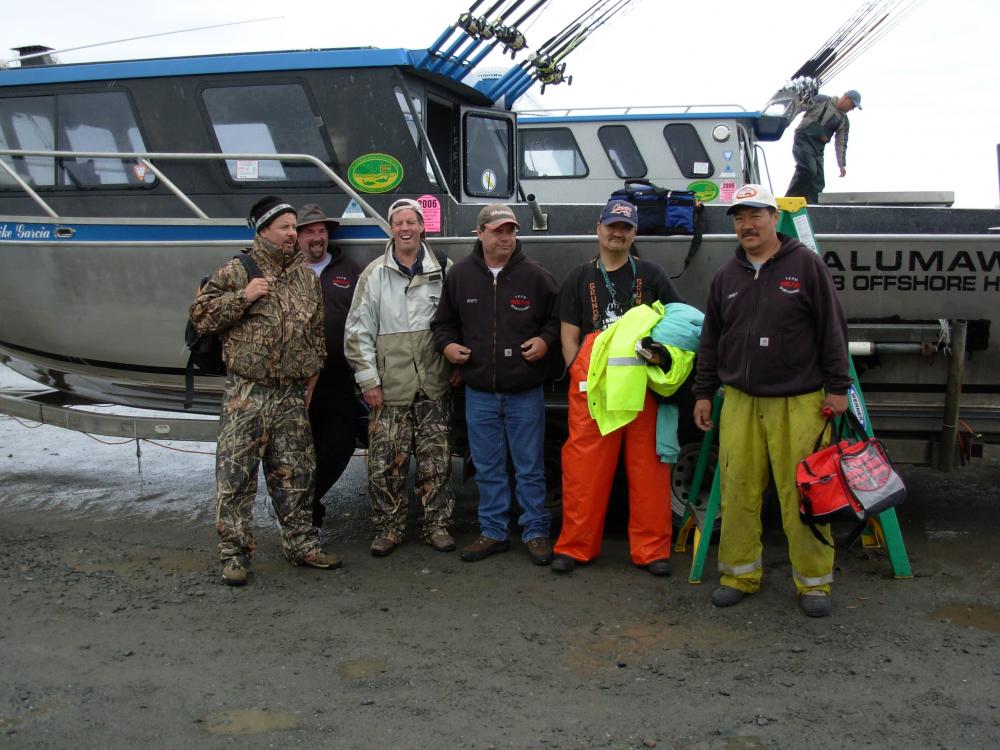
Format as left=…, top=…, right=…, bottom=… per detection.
left=465, top=385, right=550, bottom=542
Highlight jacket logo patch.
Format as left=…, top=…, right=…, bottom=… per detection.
left=726, top=291, right=739, bottom=300
left=759, top=337, right=769, bottom=347
left=465, top=298, right=479, bottom=304
left=779, top=277, right=801, bottom=294
left=510, top=294, right=531, bottom=312
left=330, top=275, right=352, bottom=289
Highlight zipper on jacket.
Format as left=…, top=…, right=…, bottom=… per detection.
left=744, top=263, right=762, bottom=390
left=491, top=274, right=498, bottom=392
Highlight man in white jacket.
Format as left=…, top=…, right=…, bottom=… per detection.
left=344, top=199, right=455, bottom=557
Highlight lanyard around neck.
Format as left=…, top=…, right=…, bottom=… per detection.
left=597, top=255, right=637, bottom=309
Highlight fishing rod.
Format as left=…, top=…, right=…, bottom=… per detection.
left=485, top=0, right=609, bottom=98
left=487, top=0, right=618, bottom=101
left=427, top=0, right=509, bottom=73
left=454, top=0, right=552, bottom=82
left=440, top=0, right=550, bottom=80
left=822, top=0, right=924, bottom=82
left=3, top=17, right=283, bottom=67
left=506, top=0, right=634, bottom=101
left=763, top=0, right=924, bottom=125
left=483, top=18, right=581, bottom=98
left=420, top=0, right=487, bottom=67
left=789, top=0, right=923, bottom=86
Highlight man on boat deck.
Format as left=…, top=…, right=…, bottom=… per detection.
left=692, top=184, right=851, bottom=617
left=786, top=89, right=862, bottom=204
left=551, top=198, right=682, bottom=576
left=190, top=196, right=340, bottom=586
left=431, top=203, right=560, bottom=565
left=296, top=203, right=362, bottom=529
left=344, top=198, right=456, bottom=557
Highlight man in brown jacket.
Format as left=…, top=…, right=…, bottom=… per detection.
left=190, top=195, right=340, bottom=586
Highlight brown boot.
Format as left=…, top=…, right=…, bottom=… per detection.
left=427, top=532, right=456, bottom=552
left=221, top=556, right=249, bottom=586
left=297, top=549, right=342, bottom=569
left=526, top=537, right=553, bottom=566
left=460, top=535, right=510, bottom=562
left=370, top=531, right=401, bottom=557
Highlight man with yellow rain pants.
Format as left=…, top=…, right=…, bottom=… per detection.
left=692, top=184, right=851, bottom=618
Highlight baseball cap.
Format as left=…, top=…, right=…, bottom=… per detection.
left=599, top=199, right=638, bottom=227
left=387, top=198, right=424, bottom=223
left=844, top=89, right=862, bottom=110
left=726, top=184, right=778, bottom=215
left=477, top=203, right=520, bottom=230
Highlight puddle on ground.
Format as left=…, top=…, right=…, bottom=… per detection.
left=0, top=702, right=58, bottom=729
left=563, top=617, right=745, bottom=677
left=204, top=708, right=300, bottom=735
left=724, top=738, right=770, bottom=750
left=63, top=546, right=209, bottom=576
left=928, top=603, right=1000, bottom=634
left=338, top=657, right=388, bottom=680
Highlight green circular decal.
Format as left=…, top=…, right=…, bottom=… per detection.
left=687, top=180, right=719, bottom=203
left=347, top=153, right=404, bottom=194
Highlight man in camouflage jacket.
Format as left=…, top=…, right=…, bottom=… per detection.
left=190, top=195, right=339, bottom=585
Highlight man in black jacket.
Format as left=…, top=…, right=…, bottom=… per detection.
left=692, top=184, right=851, bottom=617
left=297, top=204, right=362, bottom=528
left=431, top=203, right=560, bottom=565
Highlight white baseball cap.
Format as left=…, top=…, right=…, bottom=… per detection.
left=726, top=184, right=777, bottom=214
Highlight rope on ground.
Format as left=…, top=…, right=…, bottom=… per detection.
left=3, top=414, right=46, bottom=429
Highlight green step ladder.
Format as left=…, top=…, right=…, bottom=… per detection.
left=674, top=196, right=912, bottom=583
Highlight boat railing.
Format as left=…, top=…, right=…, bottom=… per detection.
left=0, top=149, right=391, bottom=231
left=516, top=103, right=750, bottom=118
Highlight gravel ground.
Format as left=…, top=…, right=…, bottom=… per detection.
left=1, top=366, right=999, bottom=749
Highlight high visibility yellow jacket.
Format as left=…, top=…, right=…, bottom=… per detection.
left=587, top=302, right=699, bottom=435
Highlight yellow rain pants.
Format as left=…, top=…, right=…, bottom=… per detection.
left=717, top=386, right=835, bottom=594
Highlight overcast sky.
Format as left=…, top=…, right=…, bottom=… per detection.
left=5, top=0, right=998, bottom=207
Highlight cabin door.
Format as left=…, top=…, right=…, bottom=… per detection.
left=459, top=107, right=516, bottom=203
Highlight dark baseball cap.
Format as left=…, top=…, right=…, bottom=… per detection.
left=599, top=199, right=638, bottom=227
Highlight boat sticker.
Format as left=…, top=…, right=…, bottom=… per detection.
left=686, top=180, right=719, bottom=203
left=341, top=199, right=365, bottom=218
left=792, top=214, right=818, bottom=252
left=235, top=160, right=259, bottom=180
left=692, top=161, right=710, bottom=176
left=848, top=386, right=867, bottom=429
left=723, top=150, right=733, bottom=161
left=481, top=169, right=497, bottom=192
left=132, top=164, right=148, bottom=181
left=417, top=194, right=442, bottom=233
left=720, top=165, right=736, bottom=178
left=720, top=180, right=737, bottom=202
left=347, top=153, right=404, bottom=194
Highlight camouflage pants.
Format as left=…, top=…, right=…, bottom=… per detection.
left=214, top=374, right=319, bottom=563
left=367, top=396, right=454, bottom=541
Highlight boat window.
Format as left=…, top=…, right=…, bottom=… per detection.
left=394, top=86, right=437, bottom=184
left=463, top=112, right=513, bottom=198
left=59, top=92, right=154, bottom=187
left=0, top=97, right=55, bottom=187
left=519, top=128, right=588, bottom=178
left=598, top=125, right=646, bottom=179
left=0, top=92, right=153, bottom=189
left=201, top=84, right=331, bottom=182
left=663, top=123, right=714, bottom=178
